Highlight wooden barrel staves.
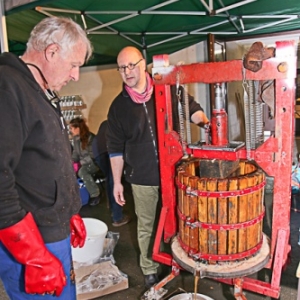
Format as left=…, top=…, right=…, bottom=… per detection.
left=176, top=159, right=266, bottom=263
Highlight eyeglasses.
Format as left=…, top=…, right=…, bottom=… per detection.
left=117, top=58, right=143, bottom=73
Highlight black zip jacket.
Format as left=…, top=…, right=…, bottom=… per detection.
left=106, top=84, right=203, bottom=186
left=0, top=53, right=81, bottom=243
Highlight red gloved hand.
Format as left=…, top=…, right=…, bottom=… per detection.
left=0, top=213, right=66, bottom=296
left=70, top=214, right=86, bottom=248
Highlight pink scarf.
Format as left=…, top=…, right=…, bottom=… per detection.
left=125, top=72, right=153, bottom=104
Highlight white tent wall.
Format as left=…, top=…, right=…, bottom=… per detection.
left=4, top=0, right=39, bottom=11
left=226, top=41, right=245, bottom=142
left=1, top=0, right=40, bottom=52
left=60, top=63, right=122, bottom=134
left=0, top=0, right=8, bottom=52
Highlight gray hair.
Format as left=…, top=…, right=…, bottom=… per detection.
left=26, top=17, right=93, bottom=62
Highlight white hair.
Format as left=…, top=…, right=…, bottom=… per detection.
left=25, top=17, right=93, bottom=62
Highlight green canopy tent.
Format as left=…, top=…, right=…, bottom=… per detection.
left=2, top=0, right=300, bottom=66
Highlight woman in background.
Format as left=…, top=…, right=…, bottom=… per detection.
left=69, top=117, right=101, bottom=206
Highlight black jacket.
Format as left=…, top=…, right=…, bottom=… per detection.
left=106, top=84, right=203, bottom=186
left=0, top=53, right=81, bottom=243
left=93, top=120, right=109, bottom=157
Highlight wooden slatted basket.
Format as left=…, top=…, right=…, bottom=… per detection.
left=176, top=159, right=266, bottom=263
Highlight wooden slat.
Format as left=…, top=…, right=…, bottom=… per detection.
left=182, top=173, right=190, bottom=245
left=187, top=161, right=195, bottom=176
left=251, top=169, right=260, bottom=246
left=228, top=178, right=239, bottom=254
left=217, top=178, right=228, bottom=255
left=183, top=173, right=190, bottom=246
left=237, top=177, right=248, bottom=253
left=207, top=178, right=218, bottom=262
left=239, top=160, right=246, bottom=175
left=189, top=176, right=199, bottom=251
left=246, top=173, right=257, bottom=250
left=198, top=177, right=208, bottom=254
left=186, top=159, right=199, bottom=177
left=193, top=159, right=200, bottom=177
left=256, top=170, right=265, bottom=244
left=246, top=162, right=256, bottom=173
left=177, top=170, right=186, bottom=243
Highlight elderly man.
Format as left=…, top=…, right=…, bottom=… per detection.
left=0, top=17, right=92, bottom=299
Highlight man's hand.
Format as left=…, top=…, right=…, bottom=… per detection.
left=0, top=213, right=66, bottom=296
left=191, top=110, right=210, bottom=127
left=114, top=182, right=126, bottom=206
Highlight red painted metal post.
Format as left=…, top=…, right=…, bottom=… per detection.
left=152, top=206, right=173, bottom=265
left=154, top=83, right=183, bottom=242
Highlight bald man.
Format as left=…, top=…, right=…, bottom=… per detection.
left=106, top=46, right=209, bottom=289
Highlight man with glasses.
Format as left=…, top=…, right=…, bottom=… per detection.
left=106, top=46, right=209, bottom=289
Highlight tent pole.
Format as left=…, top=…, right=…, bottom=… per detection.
left=0, top=0, right=8, bottom=52
left=141, top=35, right=147, bottom=65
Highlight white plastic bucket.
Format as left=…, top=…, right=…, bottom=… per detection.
left=169, top=294, right=214, bottom=300
left=71, top=218, right=108, bottom=263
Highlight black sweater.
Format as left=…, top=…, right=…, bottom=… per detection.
left=0, top=53, right=81, bottom=243
left=106, top=84, right=203, bottom=186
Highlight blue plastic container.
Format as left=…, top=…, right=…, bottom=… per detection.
left=77, top=179, right=89, bottom=206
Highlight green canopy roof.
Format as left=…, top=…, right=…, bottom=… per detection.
left=4, top=0, right=300, bottom=66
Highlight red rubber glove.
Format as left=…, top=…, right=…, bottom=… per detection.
left=70, top=214, right=86, bottom=248
left=0, top=213, right=66, bottom=296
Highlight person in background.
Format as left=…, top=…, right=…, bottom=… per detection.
left=0, top=17, right=92, bottom=299
left=292, top=154, right=300, bottom=194
left=292, top=165, right=300, bottom=193
left=93, top=120, right=131, bottom=226
left=106, top=46, right=209, bottom=289
left=69, top=117, right=101, bottom=206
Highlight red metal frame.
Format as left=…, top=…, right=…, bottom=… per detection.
left=151, top=41, right=296, bottom=298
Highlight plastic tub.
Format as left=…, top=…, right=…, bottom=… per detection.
left=72, top=218, right=108, bottom=263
